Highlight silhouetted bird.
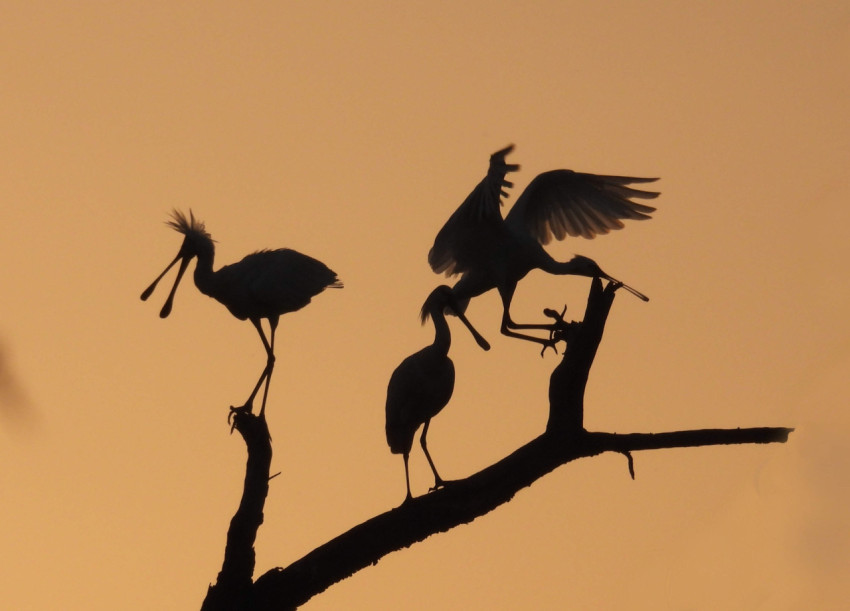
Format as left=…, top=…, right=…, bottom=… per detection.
left=385, top=285, right=490, bottom=503
left=141, top=210, right=342, bottom=417
left=429, top=144, right=657, bottom=347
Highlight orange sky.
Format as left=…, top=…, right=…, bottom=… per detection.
left=1, top=2, right=847, bottom=609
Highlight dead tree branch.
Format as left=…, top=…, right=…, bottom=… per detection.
left=201, top=411, right=272, bottom=611
left=201, top=278, right=793, bottom=609
left=249, top=425, right=791, bottom=609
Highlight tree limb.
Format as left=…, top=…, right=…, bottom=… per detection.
left=251, top=426, right=792, bottom=609
left=202, top=277, right=794, bottom=609
left=201, top=411, right=272, bottom=611
left=547, top=277, right=617, bottom=431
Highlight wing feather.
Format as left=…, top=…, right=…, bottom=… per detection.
left=428, top=145, right=520, bottom=276
left=505, top=169, right=658, bottom=244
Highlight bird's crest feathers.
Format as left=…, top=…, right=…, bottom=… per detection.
left=419, top=305, right=431, bottom=325
left=166, top=209, right=213, bottom=241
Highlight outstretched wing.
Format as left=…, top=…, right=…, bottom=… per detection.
left=428, top=145, right=520, bottom=276
left=504, top=169, right=658, bottom=243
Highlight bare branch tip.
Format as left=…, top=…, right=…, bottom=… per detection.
left=621, top=450, right=635, bottom=480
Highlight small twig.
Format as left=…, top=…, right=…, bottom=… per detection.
left=620, top=450, right=635, bottom=479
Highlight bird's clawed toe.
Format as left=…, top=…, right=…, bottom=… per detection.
left=228, top=403, right=252, bottom=420
left=540, top=305, right=581, bottom=356
left=228, top=403, right=253, bottom=432
left=429, top=477, right=454, bottom=493
left=539, top=339, right=559, bottom=358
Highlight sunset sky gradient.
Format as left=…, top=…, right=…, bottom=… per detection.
left=1, top=2, right=847, bottom=609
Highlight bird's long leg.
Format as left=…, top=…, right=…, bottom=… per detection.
left=231, top=318, right=276, bottom=419
left=497, top=285, right=558, bottom=347
left=402, top=452, right=413, bottom=504
left=420, top=420, right=445, bottom=492
left=238, top=361, right=271, bottom=415
left=257, top=318, right=277, bottom=418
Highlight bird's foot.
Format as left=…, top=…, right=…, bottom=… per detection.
left=228, top=402, right=253, bottom=432
left=540, top=305, right=581, bottom=355
left=538, top=306, right=566, bottom=356
left=228, top=402, right=253, bottom=421
left=540, top=338, right=559, bottom=357
left=429, top=477, right=455, bottom=493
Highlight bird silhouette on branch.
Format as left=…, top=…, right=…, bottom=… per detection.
left=140, top=148, right=792, bottom=611
left=141, top=209, right=342, bottom=420
left=199, top=279, right=792, bottom=611
left=428, top=144, right=656, bottom=348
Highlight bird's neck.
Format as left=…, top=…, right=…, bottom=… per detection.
left=431, top=312, right=452, bottom=356
left=542, top=255, right=594, bottom=277
left=192, top=245, right=217, bottom=297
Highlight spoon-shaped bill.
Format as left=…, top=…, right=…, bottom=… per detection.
left=601, top=273, right=649, bottom=302
left=140, top=253, right=182, bottom=301
left=158, top=256, right=191, bottom=318
left=454, top=309, right=491, bottom=351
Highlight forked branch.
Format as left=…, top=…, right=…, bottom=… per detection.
left=202, top=278, right=793, bottom=610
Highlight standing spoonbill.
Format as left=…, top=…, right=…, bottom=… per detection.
left=385, top=285, right=490, bottom=504
left=141, top=209, right=342, bottom=418
left=428, top=144, right=658, bottom=347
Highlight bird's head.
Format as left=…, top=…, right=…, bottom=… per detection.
left=168, top=209, right=214, bottom=261
left=567, top=255, right=650, bottom=302
left=419, top=286, right=456, bottom=324
left=420, top=286, right=490, bottom=351
left=568, top=255, right=604, bottom=278
left=140, top=209, right=214, bottom=318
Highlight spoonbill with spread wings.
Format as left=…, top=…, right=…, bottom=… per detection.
left=428, top=145, right=657, bottom=347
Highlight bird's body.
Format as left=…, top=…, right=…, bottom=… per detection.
left=197, top=247, right=341, bottom=323
left=429, top=145, right=658, bottom=347
left=385, top=342, right=455, bottom=457
left=142, top=210, right=342, bottom=417
left=385, top=285, right=489, bottom=503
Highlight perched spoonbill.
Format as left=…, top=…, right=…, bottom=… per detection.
left=429, top=145, right=657, bottom=347
left=141, top=210, right=342, bottom=418
left=385, top=285, right=490, bottom=504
